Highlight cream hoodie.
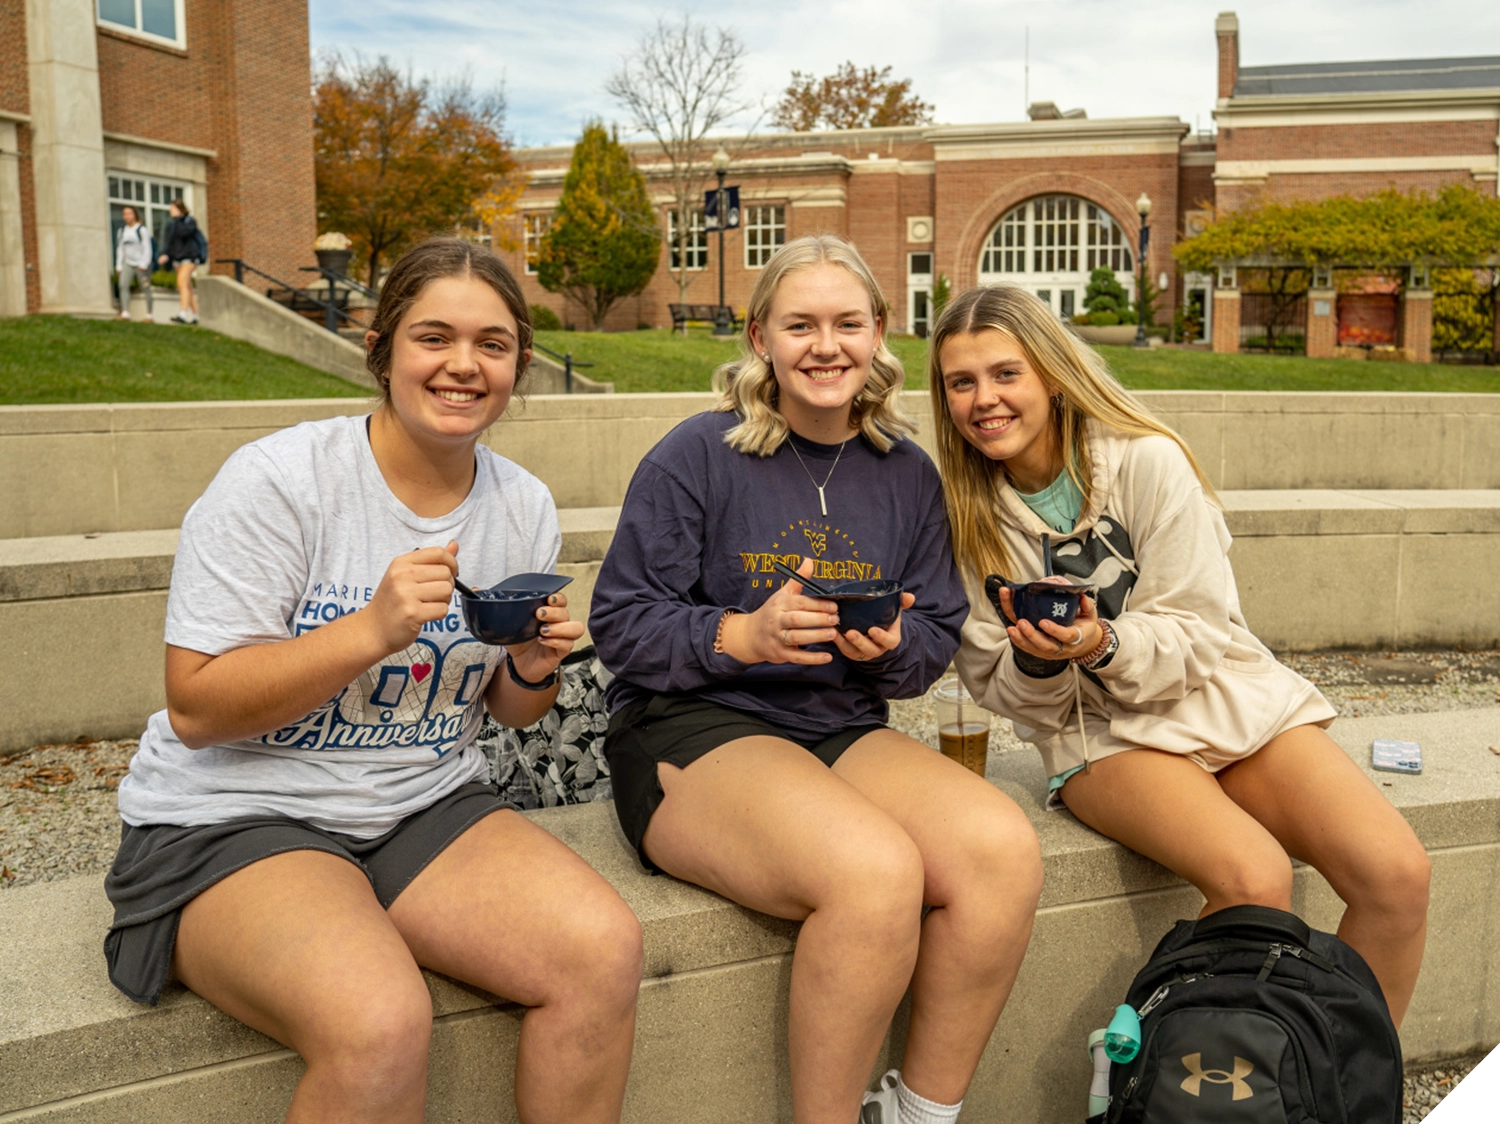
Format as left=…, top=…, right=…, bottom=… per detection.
left=955, top=422, right=1334, bottom=781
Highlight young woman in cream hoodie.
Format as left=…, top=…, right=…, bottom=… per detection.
left=929, top=284, right=1430, bottom=1026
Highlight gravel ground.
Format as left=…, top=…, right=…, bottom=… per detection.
left=1404, top=1053, right=1484, bottom=1122
left=2, top=650, right=1495, bottom=1110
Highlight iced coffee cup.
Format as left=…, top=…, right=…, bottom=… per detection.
left=933, top=676, right=990, bottom=777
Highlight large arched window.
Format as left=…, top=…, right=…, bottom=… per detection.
left=978, top=195, right=1135, bottom=317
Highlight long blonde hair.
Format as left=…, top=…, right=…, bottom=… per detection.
left=928, top=285, right=1217, bottom=582
left=714, top=234, right=914, bottom=455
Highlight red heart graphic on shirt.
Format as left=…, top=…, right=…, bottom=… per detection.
left=411, top=663, right=432, bottom=683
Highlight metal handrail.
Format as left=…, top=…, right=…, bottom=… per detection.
left=533, top=342, right=594, bottom=394
left=216, top=258, right=360, bottom=333
left=300, top=265, right=380, bottom=300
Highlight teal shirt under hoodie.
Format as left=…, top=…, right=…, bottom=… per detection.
left=954, top=419, right=1334, bottom=782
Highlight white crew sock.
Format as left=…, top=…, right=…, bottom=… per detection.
left=896, top=1074, right=962, bottom=1124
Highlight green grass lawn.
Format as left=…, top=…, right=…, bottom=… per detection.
left=7, top=318, right=1494, bottom=406
left=0, top=316, right=368, bottom=405
left=537, top=327, right=1500, bottom=394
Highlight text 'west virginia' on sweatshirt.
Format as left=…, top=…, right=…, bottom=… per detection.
left=589, top=409, right=969, bottom=737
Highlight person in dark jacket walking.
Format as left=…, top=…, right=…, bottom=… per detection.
left=158, top=198, right=203, bottom=324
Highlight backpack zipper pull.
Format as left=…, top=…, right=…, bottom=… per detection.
left=1257, top=943, right=1283, bottom=982
left=1137, top=984, right=1171, bottom=1017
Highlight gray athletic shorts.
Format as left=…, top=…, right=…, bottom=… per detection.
left=103, top=781, right=512, bottom=1006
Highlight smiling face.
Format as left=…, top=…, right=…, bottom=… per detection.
left=748, top=262, right=881, bottom=440
left=938, top=328, right=1062, bottom=492
left=379, top=273, right=527, bottom=449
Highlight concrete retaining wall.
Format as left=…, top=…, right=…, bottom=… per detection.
left=196, top=275, right=373, bottom=388
left=3, top=706, right=1497, bottom=1121
left=3, top=392, right=1498, bottom=539
left=3, top=492, right=1498, bottom=753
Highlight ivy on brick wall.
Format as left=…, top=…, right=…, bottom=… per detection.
left=1174, top=185, right=1500, bottom=273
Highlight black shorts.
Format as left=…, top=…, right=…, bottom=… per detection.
left=103, top=780, right=512, bottom=1006
left=604, top=695, right=884, bottom=872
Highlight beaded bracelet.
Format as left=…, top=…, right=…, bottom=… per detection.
left=713, top=609, right=740, bottom=655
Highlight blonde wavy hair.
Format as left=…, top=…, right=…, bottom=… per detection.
left=713, top=234, right=915, bottom=456
left=928, top=284, right=1217, bottom=582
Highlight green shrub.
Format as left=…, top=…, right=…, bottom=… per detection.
left=151, top=269, right=177, bottom=290
left=1083, top=267, right=1130, bottom=318
left=1089, top=311, right=1120, bottom=327
left=530, top=304, right=563, bottom=332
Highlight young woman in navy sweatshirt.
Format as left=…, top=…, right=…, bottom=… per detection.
left=590, top=235, right=1043, bottom=1124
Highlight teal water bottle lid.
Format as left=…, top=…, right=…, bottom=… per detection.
left=1104, top=1003, right=1141, bottom=1063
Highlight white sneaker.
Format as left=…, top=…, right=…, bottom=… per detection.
left=170, top=312, right=189, bottom=324
left=117, top=310, right=131, bottom=320
left=861, top=1069, right=901, bottom=1124
left=141, top=314, right=153, bottom=323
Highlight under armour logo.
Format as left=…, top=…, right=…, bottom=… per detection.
left=1180, top=1053, right=1255, bottom=1100
left=803, top=529, right=827, bottom=557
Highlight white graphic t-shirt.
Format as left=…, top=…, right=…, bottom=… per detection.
left=117, top=414, right=560, bottom=838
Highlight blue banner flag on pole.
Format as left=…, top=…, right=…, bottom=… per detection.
left=704, top=185, right=740, bottom=230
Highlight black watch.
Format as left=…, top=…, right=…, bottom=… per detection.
left=505, top=652, right=559, bottom=691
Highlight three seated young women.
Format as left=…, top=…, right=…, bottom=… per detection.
left=104, top=232, right=1428, bottom=1124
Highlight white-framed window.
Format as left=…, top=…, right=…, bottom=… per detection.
left=523, top=213, right=550, bottom=275
left=667, top=208, right=708, bottom=271
left=107, top=172, right=187, bottom=261
left=1084, top=203, right=1133, bottom=273
left=744, top=204, right=786, bottom=269
left=980, top=196, right=1134, bottom=279
left=978, top=195, right=1138, bottom=318
left=980, top=206, right=1028, bottom=274
left=907, top=252, right=934, bottom=338
left=97, top=0, right=186, bottom=49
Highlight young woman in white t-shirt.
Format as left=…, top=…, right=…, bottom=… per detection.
left=105, top=239, right=642, bottom=1123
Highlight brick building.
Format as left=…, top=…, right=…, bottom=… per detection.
left=0, top=0, right=316, bottom=317
left=508, top=11, right=1500, bottom=343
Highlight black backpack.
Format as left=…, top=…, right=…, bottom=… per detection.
left=1100, top=905, right=1401, bottom=1124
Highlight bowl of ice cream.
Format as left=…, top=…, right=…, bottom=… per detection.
left=985, top=576, right=1094, bottom=630
left=823, top=578, right=905, bottom=635
left=459, top=573, right=573, bottom=646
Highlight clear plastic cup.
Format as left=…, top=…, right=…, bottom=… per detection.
left=933, top=676, right=989, bottom=777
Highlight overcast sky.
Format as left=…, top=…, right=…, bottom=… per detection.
left=311, top=1, right=1500, bottom=149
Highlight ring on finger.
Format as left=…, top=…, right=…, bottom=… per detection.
left=1073, top=627, right=1083, bottom=645
left=781, top=629, right=792, bottom=647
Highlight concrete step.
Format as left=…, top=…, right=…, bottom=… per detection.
left=5, top=392, right=1499, bottom=539
left=2, top=706, right=1497, bottom=1122
left=2, top=491, right=1498, bottom=752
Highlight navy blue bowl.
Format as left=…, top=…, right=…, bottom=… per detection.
left=985, top=577, right=1093, bottom=629
left=460, top=573, right=573, bottom=646
left=823, top=578, right=904, bottom=634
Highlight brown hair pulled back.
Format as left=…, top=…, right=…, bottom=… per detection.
left=365, top=238, right=533, bottom=398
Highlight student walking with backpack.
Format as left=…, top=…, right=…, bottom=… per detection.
left=158, top=198, right=204, bottom=323
left=114, top=204, right=155, bottom=321
left=927, top=285, right=1430, bottom=1034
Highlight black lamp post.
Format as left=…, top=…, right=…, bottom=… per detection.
left=1133, top=192, right=1152, bottom=348
left=712, top=146, right=733, bottom=337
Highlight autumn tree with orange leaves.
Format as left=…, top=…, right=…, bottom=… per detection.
left=314, top=56, right=517, bottom=287
left=772, top=63, right=934, bottom=132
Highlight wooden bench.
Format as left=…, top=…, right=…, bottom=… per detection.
left=668, top=303, right=742, bottom=332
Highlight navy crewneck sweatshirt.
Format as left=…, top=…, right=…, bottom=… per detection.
left=590, top=410, right=967, bottom=735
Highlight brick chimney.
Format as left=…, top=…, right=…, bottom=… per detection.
left=1216, top=11, right=1240, bottom=100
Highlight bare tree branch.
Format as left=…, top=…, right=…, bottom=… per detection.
left=604, top=16, right=751, bottom=317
